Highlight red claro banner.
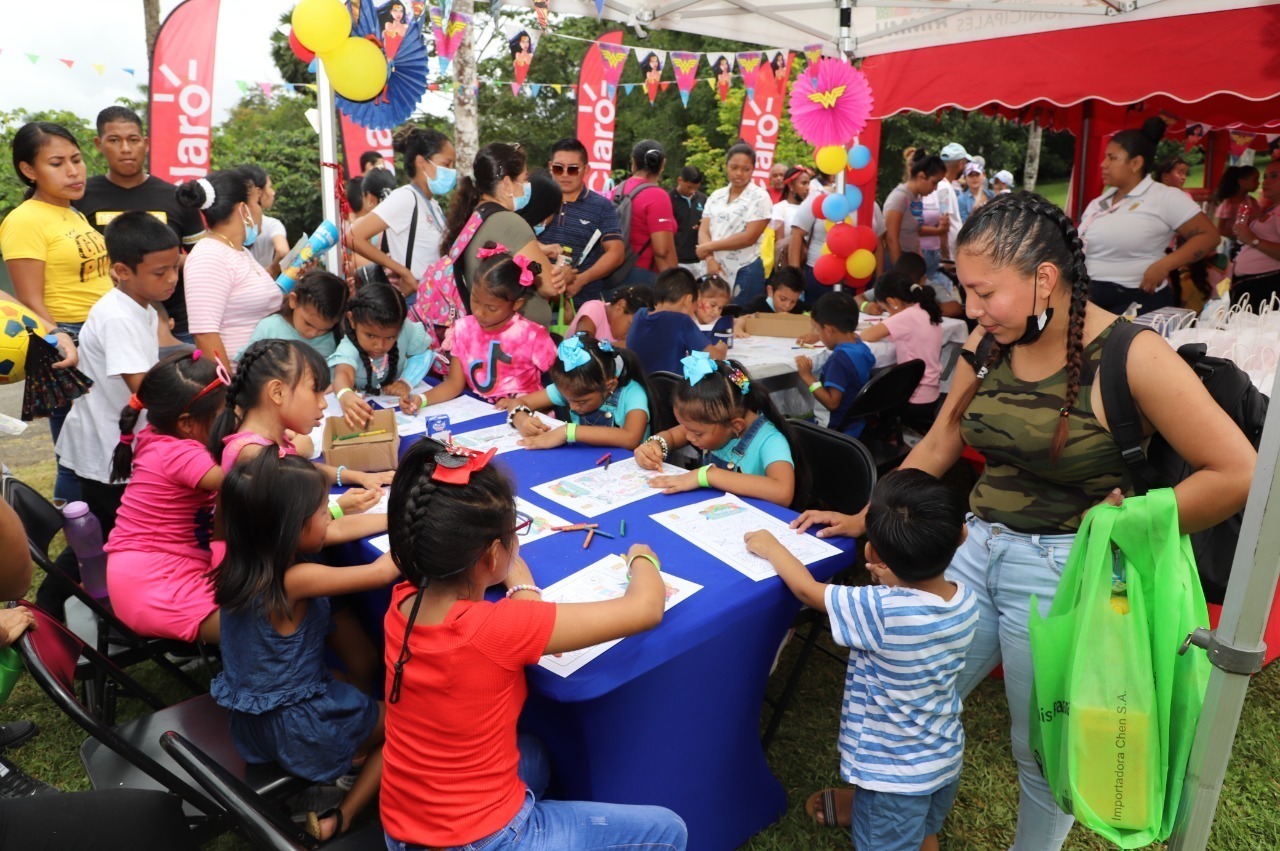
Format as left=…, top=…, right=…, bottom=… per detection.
left=148, top=0, right=222, bottom=184
left=576, top=31, right=625, bottom=195
left=738, top=51, right=794, bottom=187
left=340, top=113, right=397, bottom=178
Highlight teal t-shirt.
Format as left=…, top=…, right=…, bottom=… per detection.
left=546, top=380, right=651, bottom=438
left=241, top=313, right=339, bottom=359
left=707, top=417, right=793, bottom=476
left=327, top=321, right=433, bottom=390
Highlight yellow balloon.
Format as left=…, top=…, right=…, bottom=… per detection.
left=846, top=249, right=876, bottom=280
left=820, top=243, right=831, bottom=256
left=292, top=0, right=352, bottom=55
left=0, top=296, right=47, bottom=384
left=322, top=38, right=389, bottom=102
left=815, top=145, right=847, bottom=176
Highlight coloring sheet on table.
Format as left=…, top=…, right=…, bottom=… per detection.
left=416, top=391, right=500, bottom=425
left=368, top=534, right=390, bottom=553
left=330, top=486, right=390, bottom=515
left=531, top=457, right=688, bottom=518
left=514, top=496, right=572, bottom=544
left=450, top=414, right=564, bottom=455
left=651, top=495, right=842, bottom=581
left=538, top=554, right=701, bottom=677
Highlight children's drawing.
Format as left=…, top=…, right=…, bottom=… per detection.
left=531, top=457, right=687, bottom=518
left=513, top=496, right=571, bottom=545
left=449, top=414, right=563, bottom=455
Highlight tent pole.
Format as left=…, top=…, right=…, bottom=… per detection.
left=1168, top=367, right=1280, bottom=850
left=316, top=61, right=341, bottom=272
left=839, top=0, right=854, bottom=59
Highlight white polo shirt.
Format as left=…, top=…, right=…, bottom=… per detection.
left=1079, top=175, right=1200, bottom=290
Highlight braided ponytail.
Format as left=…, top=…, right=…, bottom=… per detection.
left=950, top=192, right=1093, bottom=464
left=209, top=340, right=330, bottom=464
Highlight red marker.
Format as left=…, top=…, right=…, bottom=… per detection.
left=595, top=452, right=612, bottom=466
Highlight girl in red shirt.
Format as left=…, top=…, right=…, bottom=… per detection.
left=380, top=439, right=688, bottom=851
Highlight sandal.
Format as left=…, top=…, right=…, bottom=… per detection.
left=305, top=806, right=344, bottom=841
left=805, top=787, right=854, bottom=828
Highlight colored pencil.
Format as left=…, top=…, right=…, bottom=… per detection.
left=620, top=520, right=626, bottom=537
left=595, top=452, right=612, bottom=466
left=335, top=428, right=387, bottom=441
left=591, top=529, right=616, bottom=539
left=583, top=529, right=595, bottom=549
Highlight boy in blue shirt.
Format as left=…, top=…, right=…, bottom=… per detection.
left=626, top=267, right=726, bottom=375
left=796, top=291, right=875, bottom=437
left=746, top=469, right=978, bottom=851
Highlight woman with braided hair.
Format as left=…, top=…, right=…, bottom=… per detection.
left=789, top=192, right=1254, bottom=847
left=380, top=439, right=687, bottom=850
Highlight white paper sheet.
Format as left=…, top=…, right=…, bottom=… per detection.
left=650, top=495, right=842, bottom=581
left=514, top=496, right=572, bottom=544
left=449, top=414, right=564, bottom=455
left=308, top=391, right=501, bottom=455
left=530, top=457, right=689, bottom=518
left=329, top=486, right=391, bottom=515
left=537, top=554, right=701, bottom=677
left=368, top=534, right=390, bottom=554
left=415, top=391, right=500, bottom=425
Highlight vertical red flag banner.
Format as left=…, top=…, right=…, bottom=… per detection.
left=340, top=113, right=396, bottom=179
left=738, top=51, right=794, bottom=188
left=577, top=31, right=624, bottom=195
left=148, top=0, right=221, bottom=183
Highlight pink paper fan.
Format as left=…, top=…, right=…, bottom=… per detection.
left=788, top=58, right=874, bottom=149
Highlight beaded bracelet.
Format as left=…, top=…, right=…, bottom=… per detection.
left=329, top=503, right=344, bottom=520
left=646, top=434, right=669, bottom=460
left=626, top=552, right=662, bottom=580
left=697, top=465, right=712, bottom=488
left=507, top=404, right=534, bottom=429
left=336, top=465, right=347, bottom=487
left=505, top=584, right=543, bottom=598
left=565, top=423, right=578, bottom=443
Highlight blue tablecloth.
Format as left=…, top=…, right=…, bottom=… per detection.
left=342, top=405, right=858, bottom=850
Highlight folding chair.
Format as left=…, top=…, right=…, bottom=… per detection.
left=2, top=475, right=211, bottom=721
left=835, top=358, right=926, bottom=474
left=15, top=602, right=305, bottom=835
left=646, top=370, right=681, bottom=437
left=160, top=731, right=385, bottom=851
left=762, top=422, right=877, bottom=750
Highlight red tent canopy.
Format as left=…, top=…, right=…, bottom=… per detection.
left=859, top=3, right=1280, bottom=213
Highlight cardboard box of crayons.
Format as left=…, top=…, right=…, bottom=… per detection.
left=742, top=312, right=812, bottom=338
left=321, top=408, right=400, bottom=472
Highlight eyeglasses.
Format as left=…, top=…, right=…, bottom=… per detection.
left=550, top=163, right=582, bottom=176
left=512, top=511, right=533, bottom=537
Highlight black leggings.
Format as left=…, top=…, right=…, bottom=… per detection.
left=1088, top=279, right=1176, bottom=316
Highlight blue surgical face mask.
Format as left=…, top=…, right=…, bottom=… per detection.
left=241, top=207, right=259, bottom=247
left=427, top=162, right=457, bottom=195
left=513, top=180, right=532, bottom=211
left=534, top=223, right=546, bottom=236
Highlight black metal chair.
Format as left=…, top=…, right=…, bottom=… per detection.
left=2, top=475, right=210, bottom=722
left=159, top=731, right=385, bottom=850
left=646, top=370, right=681, bottom=437
left=835, top=358, right=926, bottom=473
left=15, top=602, right=305, bottom=832
left=762, top=422, right=877, bottom=750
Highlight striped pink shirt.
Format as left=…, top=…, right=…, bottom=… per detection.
left=184, top=238, right=282, bottom=361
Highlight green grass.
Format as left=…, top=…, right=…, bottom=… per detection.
left=6, top=459, right=1279, bottom=849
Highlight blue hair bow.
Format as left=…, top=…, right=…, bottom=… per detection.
left=681, top=351, right=718, bottom=386
left=597, top=339, right=615, bottom=353
left=557, top=336, right=592, bottom=371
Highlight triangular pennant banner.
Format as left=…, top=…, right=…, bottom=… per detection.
left=670, top=51, right=699, bottom=109
left=236, top=80, right=249, bottom=93
left=510, top=82, right=520, bottom=96
left=123, top=67, right=135, bottom=76
left=803, top=43, right=824, bottom=76
left=636, top=48, right=666, bottom=104
left=26, top=54, right=39, bottom=64
left=708, top=53, right=734, bottom=102
left=59, top=59, right=74, bottom=69
left=550, top=83, right=562, bottom=94
left=91, top=63, right=105, bottom=75
left=259, top=82, right=273, bottom=97
left=598, top=40, right=629, bottom=94
left=508, top=26, right=539, bottom=87
left=736, top=51, right=763, bottom=100
left=623, top=83, right=636, bottom=96
left=284, top=83, right=296, bottom=93
left=529, top=83, right=542, bottom=97
left=534, top=0, right=549, bottom=29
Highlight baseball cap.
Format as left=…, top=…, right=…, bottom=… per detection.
left=940, top=143, right=971, bottom=162
left=963, top=162, right=985, bottom=176
left=994, top=170, right=1016, bottom=187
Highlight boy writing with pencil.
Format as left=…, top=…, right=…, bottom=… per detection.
left=745, top=469, right=977, bottom=851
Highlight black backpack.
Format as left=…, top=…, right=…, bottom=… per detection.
left=1099, top=320, right=1267, bottom=603
left=602, top=181, right=665, bottom=290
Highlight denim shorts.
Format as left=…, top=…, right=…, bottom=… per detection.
left=851, top=779, right=960, bottom=851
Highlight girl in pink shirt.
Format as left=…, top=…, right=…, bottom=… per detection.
left=858, top=271, right=944, bottom=430
left=565, top=286, right=654, bottom=344
left=106, top=351, right=231, bottom=643
left=433, top=243, right=556, bottom=403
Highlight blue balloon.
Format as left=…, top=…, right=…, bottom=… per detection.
left=847, top=144, right=872, bottom=170
left=822, top=193, right=850, bottom=222
left=843, top=185, right=863, bottom=211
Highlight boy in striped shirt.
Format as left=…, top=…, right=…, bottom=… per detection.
left=746, top=469, right=978, bottom=850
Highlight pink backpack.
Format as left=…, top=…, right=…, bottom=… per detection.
left=409, top=211, right=483, bottom=361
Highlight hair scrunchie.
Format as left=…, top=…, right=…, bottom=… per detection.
left=195, top=178, right=216, bottom=211
left=127, top=394, right=145, bottom=412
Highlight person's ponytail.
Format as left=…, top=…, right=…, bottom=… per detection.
left=441, top=174, right=482, bottom=253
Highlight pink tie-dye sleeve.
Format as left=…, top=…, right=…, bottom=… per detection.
left=527, top=324, right=557, bottom=373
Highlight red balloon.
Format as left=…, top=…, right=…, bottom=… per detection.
left=814, top=253, right=847, bottom=286
left=289, top=29, right=316, bottom=63
left=845, top=163, right=876, bottom=187
left=826, top=223, right=857, bottom=257
left=851, top=225, right=879, bottom=254
left=810, top=192, right=827, bottom=217
left=843, top=272, right=873, bottom=292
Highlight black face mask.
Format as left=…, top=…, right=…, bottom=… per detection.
left=1010, top=282, right=1054, bottom=346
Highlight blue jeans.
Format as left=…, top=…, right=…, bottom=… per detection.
left=730, top=258, right=766, bottom=307
left=385, top=734, right=687, bottom=851
left=49, top=320, right=84, bottom=504
left=852, top=779, right=960, bottom=851
left=947, top=515, right=1076, bottom=851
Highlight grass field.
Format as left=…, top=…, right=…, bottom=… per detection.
left=4, top=455, right=1279, bottom=849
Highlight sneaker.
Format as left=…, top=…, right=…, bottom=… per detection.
left=0, top=755, right=60, bottom=797
left=0, top=720, right=37, bottom=751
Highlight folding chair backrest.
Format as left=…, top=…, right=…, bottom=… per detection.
left=647, top=370, right=681, bottom=436
left=839, top=358, right=926, bottom=432
left=3, top=476, right=64, bottom=561
left=160, top=731, right=316, bottom=851
left=790, top=420, right=877, bottom=515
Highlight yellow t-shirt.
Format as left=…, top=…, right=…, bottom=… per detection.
left=0, top=198, right=112, bottom=323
